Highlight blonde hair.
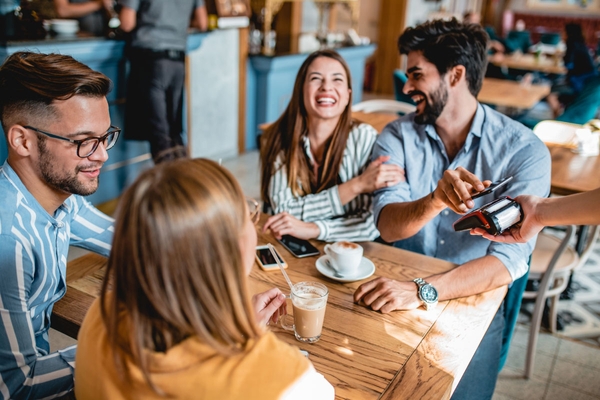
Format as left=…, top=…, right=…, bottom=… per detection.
left=100, top=158, right=262, bottom=394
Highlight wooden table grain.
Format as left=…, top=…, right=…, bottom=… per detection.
left=55, top=216, right=506, bottom=400
left=478, top=78, right=551, bottom=109
left=489, top=53, right=567, bottom=75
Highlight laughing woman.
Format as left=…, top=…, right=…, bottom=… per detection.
left=260, top=50, right=404, bottom=242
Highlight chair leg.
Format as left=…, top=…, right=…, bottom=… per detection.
left=526, top=294, right=547, bottom=379
left=549, top=295, right=558, bottom=334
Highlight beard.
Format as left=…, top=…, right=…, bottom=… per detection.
left=37, top=139, right=101, bottom=196
left=413, top=80, right=449, bottom=125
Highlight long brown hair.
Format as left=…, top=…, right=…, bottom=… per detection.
left=100, top=158, right=262, bottom=395
left=260, top=49, right=355, bottom=204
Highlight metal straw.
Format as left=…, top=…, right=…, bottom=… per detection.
left=267, top=243, right=295, bottom=294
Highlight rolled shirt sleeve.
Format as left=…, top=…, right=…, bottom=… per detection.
left=371, top=105, right=551, bottom=281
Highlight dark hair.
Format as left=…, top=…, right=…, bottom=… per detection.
left=565, top=23, right=585, bottom=44
left=398, top=18, right=488, bottom=97
left=0, top=51, right=111, bottom=131
left=260, top=49, right=355, bottom=204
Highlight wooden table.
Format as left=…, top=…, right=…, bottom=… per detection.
left=489, top=53, right=567, bottom=75
left=54, top=216, right=506, bottom=400
left=478, top=78, right=551, bottom=109
left=352, top=111, right=399, bottom=133
left=549, top=145, right=600, bottom=196
left=258, top=111, right=399, bottom=135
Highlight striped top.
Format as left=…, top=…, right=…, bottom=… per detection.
left=268, top=123, right=380, bottom=242
left=0, top=161, right=113, bottom=399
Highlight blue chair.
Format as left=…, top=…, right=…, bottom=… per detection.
left=505, top=30, right=533, bottom=54
left=392, top=70, right=416, bottom=105
left=540, top=32, right=561, bottom=46
left=557, top=75, right=600, bottom=124
left=519, top=75, right=600, bottom=128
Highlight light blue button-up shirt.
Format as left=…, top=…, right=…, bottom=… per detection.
left=0, top=161, right=113, bottom=399
left=373, top=104, right=551, bottom=281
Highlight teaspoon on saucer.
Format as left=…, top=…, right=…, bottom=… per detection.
left=325, top=259, right=344, bottom=278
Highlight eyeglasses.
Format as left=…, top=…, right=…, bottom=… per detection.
left=24, top=125, right=121, bottom=158
left=246, top=197, right=261, bottom=225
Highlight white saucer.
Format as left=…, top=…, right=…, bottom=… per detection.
left=315, top=255, right=375, bottom=283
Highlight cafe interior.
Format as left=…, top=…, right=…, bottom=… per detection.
left=1, top=0, right=600, bottom=399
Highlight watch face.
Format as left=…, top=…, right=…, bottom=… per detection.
left=420, top=284, right=438, bottom=303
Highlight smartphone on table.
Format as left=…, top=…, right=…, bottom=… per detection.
left=471, top=176, right=513, bottom=200
left=255, top=245, right=287, bottom=271
left=277, top=235, right=320, bottom=258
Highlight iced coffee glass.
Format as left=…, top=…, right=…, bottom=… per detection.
left=280, top=282, right=328, bottom=343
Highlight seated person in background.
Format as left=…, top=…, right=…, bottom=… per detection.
left=547, top=23, right=598, bottom=117
left=472, top=187, right=600, bottom=243
left=75, top=158, right=334, bottom=400
left=0, top=51, right=117, bottom=398
left=53, top=0, right=113, bottom=36
left=504, top=20, right=532, bottom=54
left=260, top=49, right=404, bottom=242
left=463, top=11, right=505, bottom=54
left=353, top=19, right=550, bottom=400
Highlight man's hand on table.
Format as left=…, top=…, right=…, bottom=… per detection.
left=354, top=277, right=421, bottom=313
left=433, top=167, right=491, bottom=214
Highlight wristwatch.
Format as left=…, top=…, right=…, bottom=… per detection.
left=413, top=278, right=438, bottom=311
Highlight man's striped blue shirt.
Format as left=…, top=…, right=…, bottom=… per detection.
left=0, top=161, right=113, bottom=399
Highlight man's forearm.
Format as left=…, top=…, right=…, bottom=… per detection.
left=377, top=193, right=445, bottom=242
left=427, top=255, right=512, bottom=301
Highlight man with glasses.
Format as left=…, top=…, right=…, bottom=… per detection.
left=0, top=51, right=117, bottom=398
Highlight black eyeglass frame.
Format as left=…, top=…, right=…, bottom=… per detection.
left=24, top=125, right=121, bottom=158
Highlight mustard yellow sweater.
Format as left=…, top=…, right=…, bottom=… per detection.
left=75, top=298, right=311, bottom=400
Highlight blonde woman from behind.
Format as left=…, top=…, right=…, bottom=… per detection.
left=75, top=158, right=334, bottom=400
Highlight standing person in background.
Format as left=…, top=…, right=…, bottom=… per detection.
left=118, top=0, right=207, bottom=163
left=53, top=0, right=114, bottom=36
left=260, top=49, right=404, bottom=242
left=0, top=0, right=20, bottom=40
left=75, top=158, right=334, bottom=399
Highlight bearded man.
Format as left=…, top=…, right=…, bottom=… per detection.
left=354, top=19, right=550, bottom=400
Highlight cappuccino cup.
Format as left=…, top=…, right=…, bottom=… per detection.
left=323, top=241, right=363, bottom=277
left=280, top=282, right=328, bottom=343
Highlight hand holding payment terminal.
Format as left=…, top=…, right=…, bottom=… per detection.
left=453, top=196, right=523, bottom=235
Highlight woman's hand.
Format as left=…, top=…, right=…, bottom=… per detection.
left=354, top=155, right=405, bottom=193
left=262, top=212, right=320, bottom=240
left=252, top=288, right=287, bottom=326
